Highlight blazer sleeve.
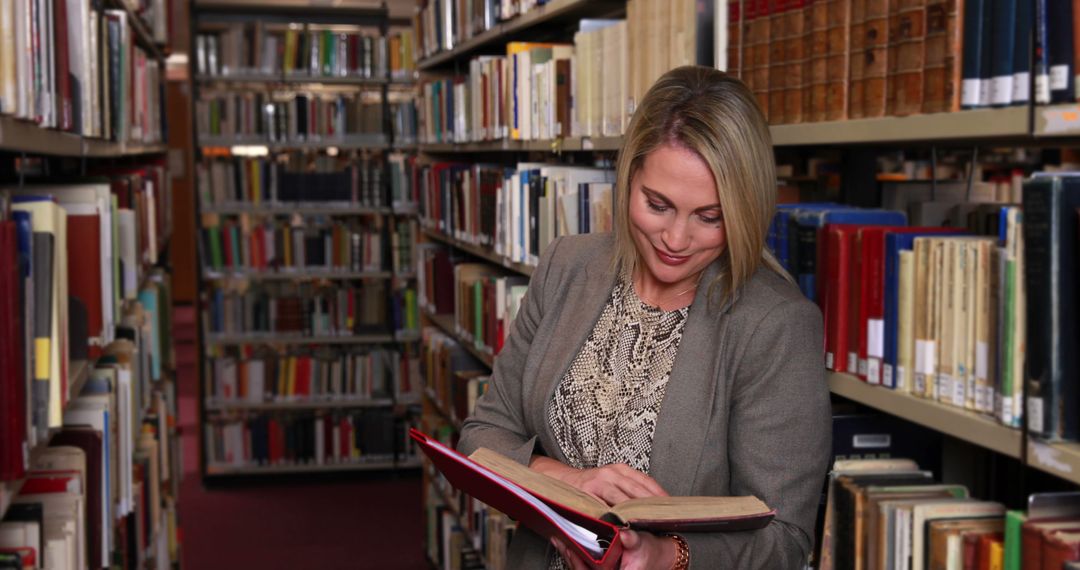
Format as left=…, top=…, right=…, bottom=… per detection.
left=682, top=296, right=831, bottom=569
left=457, top=237, right=563, bottom=465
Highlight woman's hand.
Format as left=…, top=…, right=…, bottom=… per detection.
left=530, top=456, right=668, bottom=506
left=617, top=530, right=678, bottom=570
left=550, top=531, right=677, bottom=570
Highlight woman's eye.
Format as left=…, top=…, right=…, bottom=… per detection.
left=699, top=213, right=723, bottom=225
left=647, top=201, right=668, bottom=213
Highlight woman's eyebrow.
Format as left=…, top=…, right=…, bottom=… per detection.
left=641, top=185, right=721, bottom=213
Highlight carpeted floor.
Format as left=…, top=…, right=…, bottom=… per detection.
left=173, top=305, right=429, bottom=569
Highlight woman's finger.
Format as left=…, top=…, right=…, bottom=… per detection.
left=612, top=464, right=669, bottom=496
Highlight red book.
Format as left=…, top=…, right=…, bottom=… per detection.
left=410, top=429, right=775, bottom=570
left=975, top=532, right=1003, bottom=569
left=67, top=214, right=104, bottom=357
left=825, top=225, right=859, bottom=372
left=0, top=222, right=26, bottom=481
left=53, top=0, right=72, bottom=131
left=1044, top=531, right=1080, bottom=570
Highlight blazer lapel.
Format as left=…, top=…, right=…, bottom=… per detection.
left=648, top=261, right=729, bottom=496
left=529, top=258, right=617, bottom=462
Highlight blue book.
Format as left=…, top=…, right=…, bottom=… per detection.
left=138, top=288, right=161, bottom=381
left=792, top=209, right=908, bottom=302
left=1012, top=0, right=1033, bottom=104
left=773, top=203, right=841, bottom=274
left=990, top=0, right=1017, bottom=106
left=961, top=0, right=986, bottom=107
left=882, top=230, right=965, bottom=389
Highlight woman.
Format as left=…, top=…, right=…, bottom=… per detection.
left=457, top=65, right=831, bottom=569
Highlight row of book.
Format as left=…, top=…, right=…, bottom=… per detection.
left=0, top=2, right=164, bottom=142
left=195, top=92, right=388, bottom=143
left=195, top=23, right=390, bottom=80
left=197, top=156, right=387, bottom=209
left=392, top=219, right=418, bottom=276
left=414, top=0, right=543, bottom=58
left=205, top=347, right=421, bottom=405
left=417, top=162, right=615, bottom=267
left=388, top=28, right=417, bottom=81
left=425, top=454, right=514, bottom=570
left=204, top=409, right=419, bottom=468
left=0, top=172, right=171, bottom=450
left=776, top=171, right=1080, bottom=442
left=199, top=216, right=387, bottom=274
left=820, top=457, right=1080, bottom=570
left=204, top=282, right=390, bottom=338
left=421, top=328, right=491, bottom=427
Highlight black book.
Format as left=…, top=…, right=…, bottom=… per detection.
left=960, top=0, right=986, bottom=108
left=1047, top=0, right=1075, bottom=102
left=989, top=0, right=1016, bottom=106
left=1023, top=174, right=1080, bottom=441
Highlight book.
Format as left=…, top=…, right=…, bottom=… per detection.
left=411, top=429, right=775, bottom=567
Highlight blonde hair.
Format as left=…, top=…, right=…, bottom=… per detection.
left=612, top=65, right=790, bottom=307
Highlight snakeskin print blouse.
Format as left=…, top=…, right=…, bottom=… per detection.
left=545, top=277, right=689, bottom=567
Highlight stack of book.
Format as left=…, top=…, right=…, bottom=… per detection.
left=0, top=172, right=179, bottom=569
left=196, top=22, right=389, bottom=80
left=198, top=155, right=387, bottom=209
left=417, top=162, right=614, bottom=267
left=196, top=91, right=386, bottom=145
left=0, top=3, right=164, bottom=142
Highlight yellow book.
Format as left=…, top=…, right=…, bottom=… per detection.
left=286, top=356, right=297, bottom=397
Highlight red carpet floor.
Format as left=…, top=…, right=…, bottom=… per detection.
left=173, top=305, right=429, bottom=569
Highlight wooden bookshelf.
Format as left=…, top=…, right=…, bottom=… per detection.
left=422, top=227, right=534, bottom=278
left=202, top=269, right=393, bottom=281
left=0, top=117, right=167, bottom=157
left=206, top=460, right=398, bottom=475
left=828, top=372, right=1022, bottom=459
left=1027, top=440, right=1080, bottom=486
left=417, top=0, right=623, bottom=70
left=204, top=398, right=395, bottom=411
left=424, top=310, right=495, bottom=369
left=204, top=333, right=396, bottom=346
left=1034, top=103, right=1080, bottom=138
left=771, top=107, right=1030, bottom=146
left=201, top=203, right=392, bottom=216
left=106, top=0, right=165, bottom=59
left=426, top=474, right=491, bottom=568
left=424, top=386, right=464, bottom=430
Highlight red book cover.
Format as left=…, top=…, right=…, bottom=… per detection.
left=53, top=0, right=72, bottom=131
left=825, top=225, right=859, bottom=372
left=975, top=532, right=1003, bottom=569
left=268, top=418, right=282, bottom=464
left=296, top=356, right=311, bottom=398
left=67, top=215, right=104, bottom=357
left=1043, top=531, right=1080, bottom=570
left=0, top=222, right=26, bottom=481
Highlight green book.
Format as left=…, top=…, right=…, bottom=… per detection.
left=404, top=289, right=417, bottom=330
left=208, top=227, right=223, bottom=270
left=229, top=225, right=241, bottom=269
left=323, top=31, right=333, bottom=76
left=1004, top=509, right=1026, bottom=570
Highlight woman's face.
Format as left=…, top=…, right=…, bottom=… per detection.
left=628, top=143, right=728, bottom=288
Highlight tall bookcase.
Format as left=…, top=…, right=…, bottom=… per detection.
left=0, top=0, right=183, bottom=566
left=409, top=0, right=1080, bottom=568
left=189, top=0, right=424, bottom=480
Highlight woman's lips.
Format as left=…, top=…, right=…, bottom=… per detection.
left=654, top=246, right=691, bottom=266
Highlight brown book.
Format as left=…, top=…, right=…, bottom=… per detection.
left=849, top=0, right=868, bottom=119
left=769, top=0, right=789, bottom=123
left=1044, top=531, right=1080, bottom=570
left=752, top=0, right=773, bottom=119
left=1022, top=520, right=1080, bottom=570
left=555, top=59, right=571, bottom=138
left=469, top=446, right=776, bottom=532
left=866, top=486, right=969, bottom=570
left=862, top=0, right=891, bottom=116
left=809, top=0, right=830, bottom=121
left=785, top=0, right=808, bottom=123
left=921, top=0, right=963, bottom=113
left=802, top=0, right=817, bottom=120
left=889, top=0, right=927, bottom=116
left=729, top=1, right=743, bottom=78
left=824, top=0, right=852, bottom=120
left=975, top=532, right=1004, bottom=570
left=927, top=519, right=1002, bottom=570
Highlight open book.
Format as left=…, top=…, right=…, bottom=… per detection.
left=410, top=429, right=775, bottom=568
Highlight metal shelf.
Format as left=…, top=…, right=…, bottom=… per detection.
left=422, top=226, right=534, bottom=278
left=205, top=460, right=397, bottom=476
left=423, top=310, right=494, bottom=369
left=1034, top=103, right=1080, bottom=138
left=205, top=398, right=395, bottom=411
left=770, top=107, right=1031, bottom=146
left=205, top=333, right=395, bottom=346
left=196, top=74, right=390, bottom=87
left=419, top=136, right=622, bottom=153
left=198, top=136, right=389, bottom=151
left=1027, top=440, right=1080, bottom=486
left=0, top=116, right=167, bottom=157
left=203, top=269, right=392, bottom=281
left=417, top=0, right=623, bottom=70
left=828, top=372, right=1022, bottom=459
left=202, top=203, right=391, bottom=216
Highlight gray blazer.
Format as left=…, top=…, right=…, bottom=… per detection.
left=458, top=232, right=831, bottom=569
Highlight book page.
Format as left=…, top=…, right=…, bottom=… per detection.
left=469, top=447, right=609, bottom=520
left=609, top=495, right=770, bottom=525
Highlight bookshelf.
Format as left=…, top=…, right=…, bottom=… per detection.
left=1034, top=103, right=1080, bottom=138
left=0, top=117, right=168, bottom=157
left=422, top=227, right=534, bottom=277
left=425, top=310, right=495, bottom=369
left=192, top=1, right=423, bottom=480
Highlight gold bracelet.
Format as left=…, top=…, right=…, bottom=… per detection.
left=668, top=534, right=690, bottom=570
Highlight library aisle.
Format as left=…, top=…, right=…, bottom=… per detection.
left=173, top=306, right=427, bottom=569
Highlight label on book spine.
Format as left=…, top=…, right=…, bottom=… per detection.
left=1002, top=395, right=1014, bottom=425
left=896, top=365, right=907, bottom=391
left=883, top=364, right=894, bottom=388
left=952, top=377, right=965, bottom=407
left=1050, top=65, right=1070, bottom=91
left=849, top=353, right=859, bottom=374
left=979, top=80, right=993, bottom=107
left=1013, top=72, right=1031, bottom=103
left=1035, top=73, right=1052, bottom=104
left=867, top=359, right=882, bottom=386
left=1027, top=397, right=1045, bottom=435
left=825, top=351, right=834, bottom=370
left=961, top=79, right=981, bottom=107
left=991, top=76, right=1014, bottom=106
left=937, top=373, right=951, bottom=402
